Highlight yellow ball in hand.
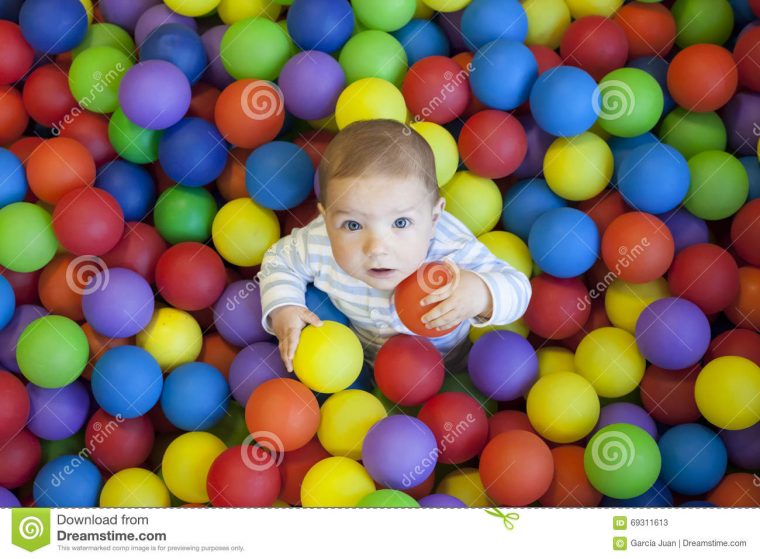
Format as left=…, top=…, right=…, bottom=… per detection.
left=293, top=321, right=364, bottom=393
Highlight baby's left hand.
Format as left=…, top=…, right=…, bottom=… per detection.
left=419, top=259, right=493, bottom=331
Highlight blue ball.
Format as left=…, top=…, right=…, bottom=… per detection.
left=602, top=478, right=673, bottom=507
left=19, top=0, right=88, bottom=54
left=680, top=500, right=716, bottom=507
left=461, top=0, right=528, bottom=50
left=246, top=141, right=314, bottom=210
left=627, top=56, right=675, bottom=114
left=740, top=156, right=760, bottom=201
left=305, top=284, right=349, bottom=325
left=161, top=362, right=230, bottom=431
left=159, top=118, right=229, bottom=187
left=0, top=275, right=15, bottom=331
left=91, top=346, right=163, bottom=419
left=470, top=39, right=537, bottom=110
left=391, top=19, right=450, bottom=65
left=658, top=423, right=727, bottom=496
left=287, top=0, right=354, bottom=53
left=502, top=178, right=567, bottom=241
left=140, top=24, right=208, bottom=85
left=608, top=132, right=657, bottom=184
left=529, top=66, right=600, bottom=137
left=528, top=207, right=599, bottom=278
left=618, top=143, right=690, bottom=214
left=33, top=455, right=102, bottom=507
left=0, top=148, right=28, bottom=209
left=95, top=160, right=156, bottom=221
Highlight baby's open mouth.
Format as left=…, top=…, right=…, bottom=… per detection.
left=368, top=268, right=396, bottom=276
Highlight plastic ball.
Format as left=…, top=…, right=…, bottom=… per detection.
left=278, top=437, right=330, bottom=506
left=707, top=328, right=760, bottom=367
left=293, top=321, right=363, bottom=393
left=391, top=18, right=449, bottom=65
left=410, top=122, right=458, bottom=185
left=153, top=186, right=216, bottom=244
left=501, top=179, right=566, bottom=241
left=136, top=307, right=203, bottom=370
left=734, top=26, right=760, bottom=93
left=227, top=342, right=284, bottom=404
left=525, top=275, right=590, bottom=340
left=668, top=243, right=740, bottom=314
left=667, top=44, right=737, bottom=113
left=221, top=17, right=291, bottom=80
left=135, top=4, right=197, bottom=46
left=357, top=489, right=419, bottom=507
left=614, top=1, right=676, bottom=59
left=658, top=107, right=726, bottom=161
left=657, top=208, right=709, bottom=255
left=339, top=30, right=408, bottom=87
left=617, top=143, right=688, bottom=214
left=100, top=468, right=170, bottom=507
left=317, top=389, right=387, bottom=459
left=22, top=64, right=77, bottom=128
left=0, top=85, right=27, bottom=146
left=671, top=0, right=734, bottom=48
left=528, top=207, right=600, bottom=278
left=217, top=0, right=282, bottom=23
left=722, top=92, right=760, bottom=157
left=526, top=372, right=599, bottom=443
left=286, top=0, right=354, bottom=52
left=118, top=61, right=191, bottom=131
left=17, top=316, right=88, bottom=389
left=0, top=203, right=57, bottom=274
left=720, top=423, right=760, bottom=471
left=305, top=284, right=348, bottom=325
left=215, top=79, right=284, bottom=147
left=461, top=0, right=527, bottom=49
left=52, top=187, right=125, bottom=256
left=440, top=172, right=502, bottom=237
left=139, top=24, right=206, bottom=85
left=0, top=21, right=33, bottom=85
left=206, top=444, right=281, bottom=507
left=26, top=138, right=96, bottom=204
left=419, top=493, right=466, bottom=507
left=731, top=199, right=760, bottom=266
left=478, top=231, right=532, bottom=277
left=564, top=0, right=621, bottom=18
left=601, top=212, right=674, bottom=284
left=596, top=68, right=663, bottom=138
left=91, top=345, right=162, bottom=418
left=604, top=278, right=670, bottom=334
left=640, top=364, right=701, bottom=426
left=695, top=356, right=760, bottom=430
left=85, top=409, right=154, bottom=473
left=155, top=242, right=226, bottom=311
left=33, top=454, right=102, bottom=507
left=94, top=160, right=155, bottom=222
left=0, top=371, right=30, bottom=441
left=470, top=39, right=537, bottom=110
left=161, top=362, right=230, bottom=431
left=685, top=151, right=749, bottom=221
left=162, top=432, right=227, bottom=503
left=561, top=16, right=628, bottom=82
left=19, top=0, right=87, bottom=54
left=593, top=402, right=658, bottom=442
left=521, top=0, right=570, bottom=49
left=529, top=66, right=599, bottom=137
left=300, top=456, right=375, bottom=507
left=159, top=118, right=229, bottom=187
left=659, top=423, right=727, bottom=495
left=0, top=305, right=49, bottom=373
left=279, top=52, right=344, bottom=121
left=0, top=429, right=40, bottom=489
left=393, top=261, right=459, bottom=337
left=163, top=0, right=221, bottom=16
left=417, top=392, right=489, bottom=464
left=335, top=77, right=407, bottom=129
left=0, top=148, right=27, bottom=209
left=212, top=279, right=270, bottom=347
left=374, top=335, right=443, bottom=406
left=246, top=142, right=313, bottom=210
left=26, top=380, right=88, bottom=441
left=540, top=445, right=603, bottom=507
left=543, top=132, right=613, bottom=201
left=107, top=108, right=161, bottom=164
left=574, top=327, right=645, bottom=398
left=468, top=330, right=537, bottom=401
left=458, top=110, right=526, bottom=179
left=68, top=46, right=133, bottom=114
left=353, top=0, right=415, bottom=32
left=708, top=473, right=760, bottom=507
left=71, top=21, right=136, bottom=59
left=725, top=267, right=760, bottom=330
left=584, top=423, right=661, bottom=500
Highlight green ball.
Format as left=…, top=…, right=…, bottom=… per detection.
left=339, top=30, right=408, bottom=88
left=0, top=203, right=58, bottom=273
left=672, top=0, right=733, bottom=48
left=356, top=489, right=420, bottom=508
left=597, top=68, right=663, bottom=138
left=685, top=151, right=749, bottom=220
left=221, top=17, right=291, bottom=80
left=658, top=107, right=726, bottom=160
left=108, top=108, right=162, bottom=164
left=154, top=186, right=218, bottom=244
left=17, top=316, right=89, bottom=389
left=40, top=432, right=86, bottom=465
left=208, top=402, right=249, bottom=447
left=68, top=46, right=133, bottom=114
left=584, top=423, right=661, bottom=500
left=72, top=23, right=136, bottom=60
left=353, top=0, right=416, bottom=32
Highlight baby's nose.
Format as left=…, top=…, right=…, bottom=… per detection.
left=364, top=235, right=389, bottom=256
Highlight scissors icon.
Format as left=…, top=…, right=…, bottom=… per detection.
left=485, top=507, right=520, bottom=531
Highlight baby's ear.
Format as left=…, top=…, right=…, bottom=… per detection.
left=431, top=197, right=445, bottom=223
left=317, top=202, right=326, bottom=216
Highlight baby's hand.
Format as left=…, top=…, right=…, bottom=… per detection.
left=269, top=305, right=323, bottom=373
left=419, top=259, right=493, bottom=331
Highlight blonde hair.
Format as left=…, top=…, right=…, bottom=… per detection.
left=317, top=119, right=440, bottom=207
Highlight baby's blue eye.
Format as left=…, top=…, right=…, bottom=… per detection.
left=342, top=220, right=361, bottom=231
left=394, top=218, right=411, bottom=229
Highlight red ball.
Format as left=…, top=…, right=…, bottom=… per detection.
left=188, top=82, right=221, bottom=124
left=0, top=21, right=33, bottom=85
left=417, top=392, right=488, bottom=464
left=0, top=371, right=30, bottom=442
left=402, top=56, right=470, bottom=124
left=528, top=45, right=563, bottom=74
left=278, top=437, right=330, bottom=506
left=214, top=80, right=285, bottom=149
left=668, top=243, right=740, bottom=314
left=0, top=267, right=41, bottom=306
left=614, top=1, right=676, bottom=59
left=52, top=187, right=125, bottom=256
left=602, top=212, right=674, bottom=283
left=22, top=64, right=77, bottom=128
left=705, top=328, right=760, bottom=367
left=374, top=335, right=444, bottom=406
left=102, top=222, right=168, bottom=285
left=26, top=138, right=96, bottom=204
left=639, top=364, right=700, bottom=425
left=479, top=430, right=554, bottom=506
left=59, top=110, right=117, bottom=166
left=85, top=408, right=154, bottom=473
left=393, top=262, right=458, bottom=337
left=560, top=16, right=629, bottom=81
left=734, top=26, right=760, bottom=93
left=458, top=110, right=527, bottom=179
left=488, top=410, right=537, bottom=441
left=577, top=189, right=629, bottom=237
left=668, top=44, right=738, bottom=112
left=293, top=130, right=334, bottom=168
left=0, top=429, right=40, bottom=489
left=524, top=274, right=590, bottom=340
left=0, top=85, right=28, bottom=146
left=731, top=199, right=760, bottom=267
left=155, top=242, right=227, bottom=310
left=751, top=0, right=760, bottom=16
left=207, top=445, right=281, bottom=507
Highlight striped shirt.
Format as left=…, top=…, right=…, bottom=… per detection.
left=256, top=210, right=532, bottom=370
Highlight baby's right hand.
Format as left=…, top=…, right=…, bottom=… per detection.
left=270, top=305, right=323, bottom=373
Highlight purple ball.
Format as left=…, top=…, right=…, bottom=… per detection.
left=720, top=91, right=760, bottom=156
left=635, top=297, right=711, bottom=370
left=361, top=415, right=438, bottom=490
left=720, top=423, right=760, bottom=470
left=468, top=331, right=538, bottom=401
left=228, top=342, right=291, bottom=405
left=134, top=4, right=197, bottom=46
left=592, top=403, right=658, bottom=441
left=0, top=487, right=20, bottom=507
left=279, top=51, right=346, bottom=121
left=99, top=0, right=160, bottom=33
left=201, top=25, right=234, bottom=90
left=118, top=60, right=191, bottom=130
left=26, top=380, right=90, bottom=441
left=656, top=208, right=709, bottom=254
left=419, top=493, right=467, bottom=508
left=435, top=9, right=468, bottom=54
left=213, top=280, right=271, bottom=347
left=0, top=304, right=48, bottom=373
left=82, top=268, right=155, bottom=338
left=514, top=113, right=555, bottom=179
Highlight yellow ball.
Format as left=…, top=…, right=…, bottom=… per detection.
left=80, top=0, right=93, bottom=23
left=565, top=0, right=624, bottom=19
left=136, top=307, right=202, bottom=370
left=414, top=0, right=435, bottom=18
left=212, top=198, right=280, bottom=267
left=526, top=371, right=600, bottom=443
left=695, top=357, right=760, bottom=430
left=100, top=468, right=170, bottom=508
left=335, top=78, right=407, bottom=129
left=522, top=0, right=571, bottom=50
left=162, top=432, right=227, bottom=503
left=293, top=321, right=364, bottom=393
left=410, top=121, right=459, bottom=186
left=422, top=0, right=472, bottom=11
left=301, top=457, right=376, bottom=507
left=318, top=390, right=387, bottom=459
left=574, top=327, right=645, bottom=398
left=436, top=468, right=491, bottom=507
left=217, top=0, right=281, bottom=23
left=441, top=171, right=502, bottom=237
left=163, top=0, right=221, bottom=17
left=478, top=231, right=533, bottom=278
left=544, top=132, right=613, bottom=201
left=605, top=278, right=670, bottom=334
left=537, top=346, right=576, bottom=378
left=469, top=319, right=529, bottom=343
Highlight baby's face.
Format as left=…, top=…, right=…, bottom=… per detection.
left=318, top=175, right=444, bottom=291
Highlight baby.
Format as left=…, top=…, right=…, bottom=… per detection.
left=257, top=119, right=532, bottom=373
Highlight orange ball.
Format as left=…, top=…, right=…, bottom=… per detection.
left=214, top=79, right=285, bottom=149
left=707, top=473, right=760, bottom=507
left=730, top=199, right=760, bottom=267
left=601, top=212, right=674, bottom=284
left=198, top=333, right=238, bottom=380
left=393, top=261, right=458, bottom=337
left=216, top=147, right=251, bottom=201
left=479, top=430, right=554, bottom=506
left=614, top=1, right=676, bottom=59
left=667, top=44, right=738, bottom=112
left=26, top=137, right=96, bottom=204
left=245, top=378, right=320, bottom=452
left=725, top=266, right=760, bottom=331
left=37, top=254, right=85, bottom=321
left=0, top=85, right=28, bottom=146
left=539, top=445, right=602, bottom=507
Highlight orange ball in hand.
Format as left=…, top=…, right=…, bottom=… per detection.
left=394, top=261, right=459, bottom=337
